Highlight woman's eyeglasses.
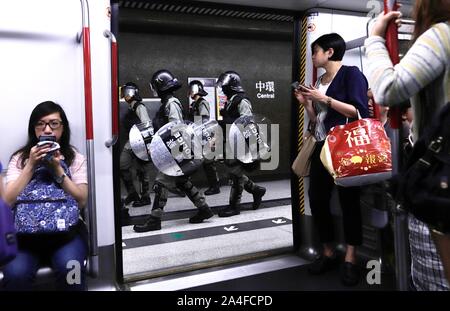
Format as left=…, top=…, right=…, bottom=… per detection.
left=35, top=120, right=63, bottom=130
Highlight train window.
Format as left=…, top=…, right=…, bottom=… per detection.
left=117, top=5, right=294, bottom=280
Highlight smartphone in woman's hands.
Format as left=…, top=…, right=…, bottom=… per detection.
left=298, top=84, right=311, bottom=91
left=291, top=81, right=310, bottom=91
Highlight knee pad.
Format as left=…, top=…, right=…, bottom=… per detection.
left=153, top=182, right=165, bottom=192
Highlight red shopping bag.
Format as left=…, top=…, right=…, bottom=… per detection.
left=320, top=118, right=392, bottom=187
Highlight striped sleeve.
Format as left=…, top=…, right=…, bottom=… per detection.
left=364, top=23, right=450, bottom=106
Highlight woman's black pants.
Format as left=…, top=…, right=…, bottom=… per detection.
left=308, top=141, right=362, bottom=246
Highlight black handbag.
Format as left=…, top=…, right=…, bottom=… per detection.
left=394, top=102, right=450, bottom=234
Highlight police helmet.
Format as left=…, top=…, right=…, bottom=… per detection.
left=149, top=69, right=182, bottom=96
left=188, top=80, right=208, bottom=99
left=120, top=82, right=142, bottom=102
left=216, top=71, right=245, bottom=96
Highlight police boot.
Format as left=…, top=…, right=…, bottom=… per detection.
left=204, top=186, right=220, bottom=196
left=189, top=206, right=214, bottom=224
left=177, top=179, right=214, bottom=223
left=132, top=182, right=152, bottom=207
left=204, top=162, right=220, bottom=195
left=133, top=183, right=167, bottom=232
left=124, top=192, right=140, bottom=206
left=132, top=195, right=151, bottom=207
left=121, top=170, right=140, bottom=205
left=218, top=178, right=243, bottom=217
left=133, top=215, right=161, bottom=232
left=244, top=180, right=266, bottom=210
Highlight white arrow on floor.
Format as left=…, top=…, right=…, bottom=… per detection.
left=272, top=218, right=287, bottom=224
left=224, top=226, right=239, bottom=232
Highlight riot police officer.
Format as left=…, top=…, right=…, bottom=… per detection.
left=216, top=71, right=266, bottom=217
left=133, top=70, right=214, bottom=232
left=188, top=80, right=220, bottom=195
left=120, top=82, right=152, bottom=207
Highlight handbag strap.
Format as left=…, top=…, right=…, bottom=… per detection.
left=345, top=108, right=362, bottom=124
left=307, top=120, right=316, bottom=133
left=413, top=102, right=450, bottom=170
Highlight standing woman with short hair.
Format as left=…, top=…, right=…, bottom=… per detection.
left=294, top=33, right=370, bottom=286
left=365, top=0, right=450, bottom=290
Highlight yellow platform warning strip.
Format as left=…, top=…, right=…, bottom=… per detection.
left=297, top=16, right=307, bottom=215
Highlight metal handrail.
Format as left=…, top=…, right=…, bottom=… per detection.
left=103, top=30, right=119, bottom=148
left=80, top=0, right=98, bottom=277
left=384, top=0, right=409, bottom=291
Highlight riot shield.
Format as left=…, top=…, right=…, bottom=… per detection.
left=228, top=115, right=271, bottom=164
left=129, top=121, right=154, bottom=161
left=149, top=121, right=203, bottom=176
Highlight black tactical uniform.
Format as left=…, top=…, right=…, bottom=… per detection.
left=133, top=70, right=213, bottom=232
left=188, top=80, right=220, bottom=195
left=119, top=82, right=152, bottom=207
left=216, top=71, right=266, bottom=217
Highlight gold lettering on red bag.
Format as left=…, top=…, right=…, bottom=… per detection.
left=365, top=154, right=377, bottom=165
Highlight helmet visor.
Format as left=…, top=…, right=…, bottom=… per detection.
left=123, top=86, right=137, bottom=99
left=189, top=84, right=200, bottom=97
left=216, top=73, right=231, bottom=88
left=120, top=85, right=139, bottom=100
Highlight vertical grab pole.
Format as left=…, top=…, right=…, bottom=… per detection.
left=80, top=0, right=99, bottom=277
left=385, top=0, right=401, bottom=142
left=384, top=0, right=409, bottom=291
left=103, top=30, right=119, bottom=148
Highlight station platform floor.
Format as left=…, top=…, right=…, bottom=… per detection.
left=121, top=179, right=293, bottom=277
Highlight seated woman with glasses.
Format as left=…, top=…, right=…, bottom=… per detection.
left=1, top=101, right=88, bottom=291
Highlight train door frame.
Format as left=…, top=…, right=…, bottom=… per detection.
left=111, top=0, right=303, bottom=286
left=108, top=0, right=126, bottom=286
left=109, top=0, right=413, bottom=289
